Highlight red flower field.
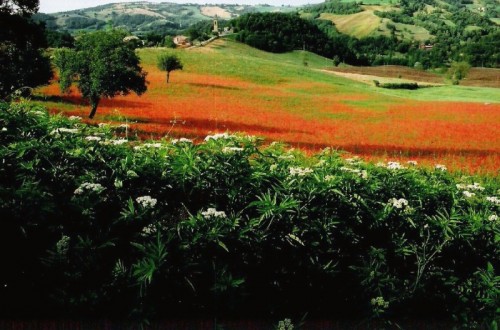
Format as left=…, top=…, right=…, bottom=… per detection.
left=39, top=44, right=500, bottom=174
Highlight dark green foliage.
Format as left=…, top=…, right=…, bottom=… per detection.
left=54, top=30, right=147, bottom=119
left=377, top=82, right=420, bottom=89
left=0, top=0, right=52, bottom=99
left=44, top=29, right=74, bottom=48
left=304, top=0, right=362, bottom=15
left=0, top=102, right=498, bottom=326
left=234, top=13, right=339, bottom=59
left=157, top=54, right=183, bottom=83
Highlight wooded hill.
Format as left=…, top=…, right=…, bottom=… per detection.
left=34, top=0, right=499, bottom=68
left=33, top=2, right=295, bottom=36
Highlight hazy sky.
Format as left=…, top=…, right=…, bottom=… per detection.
left=39, top=0, right=323, bottom=13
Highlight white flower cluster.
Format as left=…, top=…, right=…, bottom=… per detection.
left=201, top=208, right=227, bottom=219
left=324, top=175, right=336, bottom=182
left=204, top=133, right=233, bottom=141
left=111, top=139, right=128, bottom=145
left=340, top=167, right=368, bottom=179
left=486, top=196, right=500, bottom=205
left=50, top=127, right=79, bottom=135
left=56, top=235, right=70, bottom=255
left=171, top=138, right=193, bottom=144
left=407, top=160, right=418, bottom=166
left=141, top=224, right=156, bottom=235
left=1, top=127, right=7, bottom=132
left=269, top=164, right=278, bottom=172
left=98, top=123, right=109, bottom=128
left=462, top=191, right=475, bottom=198
left=388, top=198, right=409, bottom=209
left=371, top=296, right=389, bottom=309
left=85, top=136, right=102, bottom=141
left=435, top=164, right=447, bottom=171
left=222, top=146, right=244, bottom=154
left=68, top=116, right=82, bottom=121
left=289, top=166, right=313, bottom=177
left=387, top=161, right=405, bottom=170
left=136, top=196, right=157, bottom=208
left=488, top=214, right=498, bottom=221
left=134, top=143, right=163, bottom=150
left=456, top=183, right=485, bottom=191
left=345, top=157, right=362, bottom=164
left=74, top=182, right=105, bottom=195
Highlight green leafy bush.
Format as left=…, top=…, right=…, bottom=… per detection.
left=0, top=101, right=498, bottom=326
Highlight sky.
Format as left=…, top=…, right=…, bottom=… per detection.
left=39, top=0, right=323, bottom=13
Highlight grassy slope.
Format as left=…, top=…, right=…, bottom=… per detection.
left=37, top=39, right=499, bottom=173
left=139, top=40, right=499, bottom=103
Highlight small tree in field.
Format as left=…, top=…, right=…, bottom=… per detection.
left=157, top=54, right=183, bottom=84
left=54, top=30, right=147, bottom=119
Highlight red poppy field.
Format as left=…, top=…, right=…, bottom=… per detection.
left=38, top=39, right=500, bottom=174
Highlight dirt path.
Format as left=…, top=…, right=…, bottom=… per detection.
left=319, top=69, right=444, bottom=86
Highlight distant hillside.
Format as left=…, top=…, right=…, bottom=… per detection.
left=302, top=0, right=499, bottom=43
left=33, top=2, right=296, bottom=36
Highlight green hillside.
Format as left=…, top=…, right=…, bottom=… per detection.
left=34, top=2, right=295, bottom=36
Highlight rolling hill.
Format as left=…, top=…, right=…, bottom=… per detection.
left=34, top=2, right=296, bottom=36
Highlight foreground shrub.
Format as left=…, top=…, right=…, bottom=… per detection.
left=0, top=101, right=498, bottom=327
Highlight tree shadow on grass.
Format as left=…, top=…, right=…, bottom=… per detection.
left=134, top=117, right=312, bottom=135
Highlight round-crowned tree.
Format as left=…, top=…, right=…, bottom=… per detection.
left=157, top=54, right=183, bottom=84
left=54, top=30, right=147, bottom=119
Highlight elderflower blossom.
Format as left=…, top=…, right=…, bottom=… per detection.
left=201, top=208, right=227, bottom=219
left=488, top=214, right=498, bottom=221
left=435, top=164, right=447, bottom=171
left=324, top=175, right=336, bottom=182
left=345, top=157, right=361, bottom=164
left=371, top=296, right=389, bottom=309
left=486, top=196, right=500, bottom=205
left=50, top=127, right=79, bottom=135
left=136, top=196, right=157, bottom=208
left=387, top=161, right=405, bottom=170
left=388, top=198, right=409, bottom=209
left=74, top=182, right=105, bottom=195
left=1, top=127, right=7, bottom=132
left=407, top=160, right=418, bottom=166
left=56, top=235, right=70, bottom=255
left=456, top=183, right=485, bottom=191
left=110, top=139, right=128, bottom=145
left=289, top=166, right=313, bottom=177
left=204, top=133, right=232, bottom=141
left=463, top=191, right=475, bottom=198
left=222, top=146, right=244, bottom=154
left=171, top=138, right=193, bottom=144
left=269, top=164, right=278, bottom=172
left=141, top=224, right=156, bottom=235
left=85, top=136, right=102, bottom=141
left=68, top=115, right=82, bottom=121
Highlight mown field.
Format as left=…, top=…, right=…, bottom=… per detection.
left=37, top=39, right=500, bottom=174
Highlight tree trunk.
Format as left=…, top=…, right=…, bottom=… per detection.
left=88, top=96, right=100, bottom=119
left=167, top=72, right=170, bottom=84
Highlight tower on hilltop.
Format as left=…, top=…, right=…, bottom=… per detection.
left=213, top=15, right=219, bottom=33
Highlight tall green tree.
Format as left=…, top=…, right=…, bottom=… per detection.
left=157, top=54, right=183, bottom=84
left=54, top=30, right=147, bottom=119
left=0, top=0, right=52, bottom=99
